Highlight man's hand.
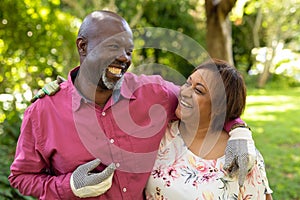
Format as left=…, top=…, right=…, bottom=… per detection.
left=70, top=159, right=116, bottom=198
left=223, top=127, right=256, bottom=187
left=30, top=75, right=66, bottom=103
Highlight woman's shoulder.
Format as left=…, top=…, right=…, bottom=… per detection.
left=156, top=121, right=187, bottom=160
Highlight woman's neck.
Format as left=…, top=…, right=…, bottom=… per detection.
left=179, top=121, right=229, bottom=160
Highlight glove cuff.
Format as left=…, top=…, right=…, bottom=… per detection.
left=70, top=172, right=114, bottom=198
left=229, top=127, right=252, bottom=140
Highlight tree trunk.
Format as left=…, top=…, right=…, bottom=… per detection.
left=205, top=0, right=237, bottom=65
left=257, top=60, right=271, bottom=88
left=257, top=42, right=277, bottom=88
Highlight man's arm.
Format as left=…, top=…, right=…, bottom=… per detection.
left=9, top=107, right=115, bottom=199
left=9, top=108, right=74, bottom=199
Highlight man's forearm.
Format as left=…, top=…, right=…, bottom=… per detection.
left=9, top=172, right=74, bottom=199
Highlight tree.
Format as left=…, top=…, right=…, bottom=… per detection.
left=256, top=0, right=300, bottom=88
left=205, top=0, right=237, bottom=65
left=231, top=0, right=300, bottom=88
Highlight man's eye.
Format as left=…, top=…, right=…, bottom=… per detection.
left=109, top=44, right=119, bottom=49
left=126, top=49, right=133, bottom=55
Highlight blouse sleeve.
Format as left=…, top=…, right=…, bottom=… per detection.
left=256, top=149, right=273, bottom=194
left=156, top=121, right=187, bottom=164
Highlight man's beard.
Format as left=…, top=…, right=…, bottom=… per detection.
left=102, top=71, right=124, bottom=90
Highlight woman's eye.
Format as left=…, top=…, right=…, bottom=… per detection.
left=195, top=88, right=203, bottom=94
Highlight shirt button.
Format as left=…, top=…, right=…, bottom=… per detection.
left=116, top=163, right=120, bottom=168
left=110, top=139, right=114, bottom=144
left=101, top=112, right=106, bottom=116
left=122, top=187, right=127, bottom=192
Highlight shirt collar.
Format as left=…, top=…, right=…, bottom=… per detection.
left=118, top=74, right=137, bottom=101
left=69, top=67, right=84, bottom=111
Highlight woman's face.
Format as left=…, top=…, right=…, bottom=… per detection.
left=175, top=69, right=213, bottom=127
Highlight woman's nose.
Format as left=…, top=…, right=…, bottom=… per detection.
left=180, top=84, right=193, bottom=97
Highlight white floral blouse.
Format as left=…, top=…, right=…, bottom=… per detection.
left=145, top=121, right=273, bottom=200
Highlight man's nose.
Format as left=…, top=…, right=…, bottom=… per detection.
left=116, top=50, right=131, bottom=62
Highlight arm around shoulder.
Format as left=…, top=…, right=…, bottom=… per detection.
left=30, top=75, right=66, bottom=103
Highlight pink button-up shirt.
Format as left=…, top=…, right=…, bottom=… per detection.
left=9, top=67, right=179, bottom=200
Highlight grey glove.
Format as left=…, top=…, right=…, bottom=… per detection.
left=223, top=127, right=256, bottom=187
left=31, top=75, right=66, bottom=103
left=70, top=159, right=116, bottom=198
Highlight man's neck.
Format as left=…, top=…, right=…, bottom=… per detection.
left=74, top=71, right=113, bottom=107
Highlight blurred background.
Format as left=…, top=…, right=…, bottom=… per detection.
left=0, top=0, right=299, bottom=199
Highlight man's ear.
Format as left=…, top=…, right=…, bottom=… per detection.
left=76, top=37, right=87, bottom=56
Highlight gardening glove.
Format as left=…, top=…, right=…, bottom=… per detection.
left=223, top=127, right=256, bottom=187
left=30, top=75, right=66, bottom=103
left=70, top=159, right=116, bottom=198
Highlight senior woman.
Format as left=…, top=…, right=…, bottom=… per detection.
left=145, top=59, right=273, bottom=200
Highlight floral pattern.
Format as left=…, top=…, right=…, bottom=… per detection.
left=145, top=122, right=273, bottom=200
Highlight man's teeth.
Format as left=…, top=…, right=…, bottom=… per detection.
left=108, top=67, right=122, bottom=75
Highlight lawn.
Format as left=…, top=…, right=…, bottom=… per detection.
left=243, top=87, right=300, bottom=200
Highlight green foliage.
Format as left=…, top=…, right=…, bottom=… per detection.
left=1, top=0, right=78, bottom=91
left=117, top=0, right=205, bottom=78
left=0, top=102, right=34, bottom=199
left=232, top=12, right=256, bottom=71
left=267, top=74, right=300, bottom=89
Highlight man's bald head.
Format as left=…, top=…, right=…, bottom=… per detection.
left=78, top=10, right=131, bottom=40
left=76, top=10, right=133, bottom=65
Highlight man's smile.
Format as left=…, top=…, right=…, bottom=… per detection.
left=106, top=61, right=128, bottom=77
left=108, top=66, right=122, bottom=75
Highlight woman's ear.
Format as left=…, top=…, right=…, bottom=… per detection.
left=76, top=37, right=87, bottom=56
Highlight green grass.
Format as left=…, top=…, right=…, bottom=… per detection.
left=243, top=87, right=300, bottom=200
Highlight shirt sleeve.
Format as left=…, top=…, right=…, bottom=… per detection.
left=8, top=107, right=76, bottom=199
left=162, top=79, right=179, bottom=121
left=223, top=117, right=245, bottom=132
